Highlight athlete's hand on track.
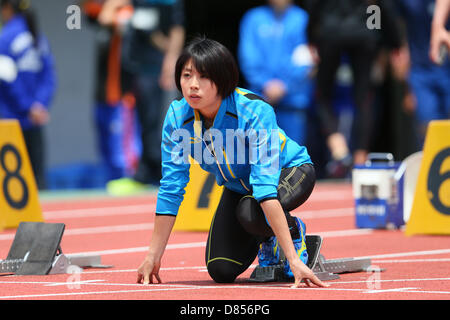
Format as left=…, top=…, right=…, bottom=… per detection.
left=137, top=254, right=162, bottom=285
left=289, top=259, right=329, bottom=288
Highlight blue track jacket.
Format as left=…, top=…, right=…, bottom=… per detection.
left=238, top=5, right=313, bottom=109
left=155, top=88, right=312, bottom=216
left=0, top=15, right=56, bottom=130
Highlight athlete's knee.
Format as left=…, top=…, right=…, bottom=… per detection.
left=207, top=260, right=238, bottom=283
left=236, top=196, right=272, bottom=237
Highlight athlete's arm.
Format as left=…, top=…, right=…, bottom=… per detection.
left=137, top=215, right=176, bottom=284
left=260, top=199, right=328, bottom=288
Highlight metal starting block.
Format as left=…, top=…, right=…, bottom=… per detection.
left=0, top=222, right=113, bottom=275
left=249, top=235, right=376, bottom=283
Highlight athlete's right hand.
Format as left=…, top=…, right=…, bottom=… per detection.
left=137, top=254, right=162, bottom=285
left=289, top=258, right=329, bottom=289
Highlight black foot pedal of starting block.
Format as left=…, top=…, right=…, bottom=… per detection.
left=6, top=222, right=65, bottom=275
left=249, top=235, right=376, bottom=283
left=0, top=222, right=113, bottom=275
left=248, top=263, right=285, bottom=283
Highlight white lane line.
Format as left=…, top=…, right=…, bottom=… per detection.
left=355, top=248, right=450, bottom=260
left=43, top=204, right=156, bottom=220
left=308, top=190, right=353, bottom=202
left=82, top=265, right=210, bottom=274
left=40, top=189, right=353, bottom=221
left=0, top=223, right=155, bottom=241
left=64, top=223, right=154, bottom=236
left=292, top=207, right=354, bottom=219
left=0, top=222, right=368, bottom=241
left=44, top=280, right=105, bottom=287
left=3, top=276, right=450, bottom=287
left=363, top=287, right=418, bottom=294
left=373, top=258, right=450, bottom=263
left=67, top=242, right=205, bottom=256
left=0, top=287, right=202, bottom=299
left=331, top=277, right=450, bottom=285
left=65, top=229, right=372, bottom=257
left=1, top=281, right=449, bottom=300
left=1, top=272, right=450, bottom=299
left=43, top=203, right=354, bottom=221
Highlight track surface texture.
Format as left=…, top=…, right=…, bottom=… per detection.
left=0, top=182, right=449, bottom=304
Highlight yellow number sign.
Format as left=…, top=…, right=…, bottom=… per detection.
left=405, top=120, right=450, bottom=235
left=0, top=120, right=44, bottom=229
left=173, top=161, right=223, bottom=231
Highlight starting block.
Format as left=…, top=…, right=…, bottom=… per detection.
left=249, top=235, right=375, bottom=282
left=0, top=222, right=112, bottom=275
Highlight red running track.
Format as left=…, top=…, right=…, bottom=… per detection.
left=0, top=182, right=449, bottom=301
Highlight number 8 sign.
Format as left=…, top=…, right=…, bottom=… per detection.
left=0, top=120, right=44, bottom=229
left=1, top=144, right=30, bottom=210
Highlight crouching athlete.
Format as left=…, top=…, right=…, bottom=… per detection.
left=137, top=37, right=327, bottom=288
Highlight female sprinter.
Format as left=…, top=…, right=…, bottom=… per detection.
left=137, top=37, right=327, bottom=288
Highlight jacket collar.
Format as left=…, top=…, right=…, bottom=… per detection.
left=192, top=95, right=230, bottom=138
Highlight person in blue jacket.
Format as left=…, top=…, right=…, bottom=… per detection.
left=238, top=0, right=314, bottom=146
left=395, top=0, right=450, bottom=149
left=0, top=0, right=56, bottom=189
left=137, top=37, right=327, bottom=288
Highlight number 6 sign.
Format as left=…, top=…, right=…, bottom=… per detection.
left=406, top=120, right=450, bottom=236
left=0, top=120, right=44, bottom=229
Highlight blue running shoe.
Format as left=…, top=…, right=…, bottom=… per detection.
left=257, top=236, right=280, bottom=267
left=284, top=217, right=308, bottom=278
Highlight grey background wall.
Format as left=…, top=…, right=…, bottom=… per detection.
left=26, top=0, right=416, bottom=183
left=35, top=0, right=99, bottom=168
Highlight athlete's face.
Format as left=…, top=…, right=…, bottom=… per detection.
left=180, top=59, right=222, bottom=120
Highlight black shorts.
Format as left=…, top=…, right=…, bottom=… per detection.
left=205, top=163, right=316, bottom=283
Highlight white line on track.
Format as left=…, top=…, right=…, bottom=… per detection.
left=0, top=224, right=368, bottom=242
left=44, top=280, right=105, bottom=287
left=0, top=223, right=155, bottom=241
left=0, top=280, right=449, bottom=299
left=330, top=277, right=450, bottom=285
left=363, top=287, right=418, bottom=294
left=354, top=248, right=450, bottom=260
left=373, top=258, right=450, bottom=263
left=42, top=203, right=354, bottom=221
left=307, top=190, right=353, bottom=202
left=293, top=207, right=354, bottom=219
left=43, top=204, right=156, bottom=220
left=63, top=229, right=372, bottom=257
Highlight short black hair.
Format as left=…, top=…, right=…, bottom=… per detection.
left=175, top=37, right=239, bottom=99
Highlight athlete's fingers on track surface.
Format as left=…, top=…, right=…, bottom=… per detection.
left=150, top=273, right=162, bottom=284
left=310, top=274, right=329, bottom=288
left=291, top=275, right=329, bottom=288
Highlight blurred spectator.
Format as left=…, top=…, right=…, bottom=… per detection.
left=106, top=0, right=185, bottom=195
left=0, top=0, right=56, bottom=190
left=305, top=0, right=402, bottom=178
left=430, top=0, right=450, bottom=64
left=238, top=0, right=315, bottom=145
left=81, top=0, right=141, bottom=183
left=395, top=0, right=450, bottom=149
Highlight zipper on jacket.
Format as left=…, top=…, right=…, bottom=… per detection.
left=222, top=147, right=236, bottom=179
left=239, top=179, right=250, bottom=192
left=203, top=133, right=228, bottom=183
